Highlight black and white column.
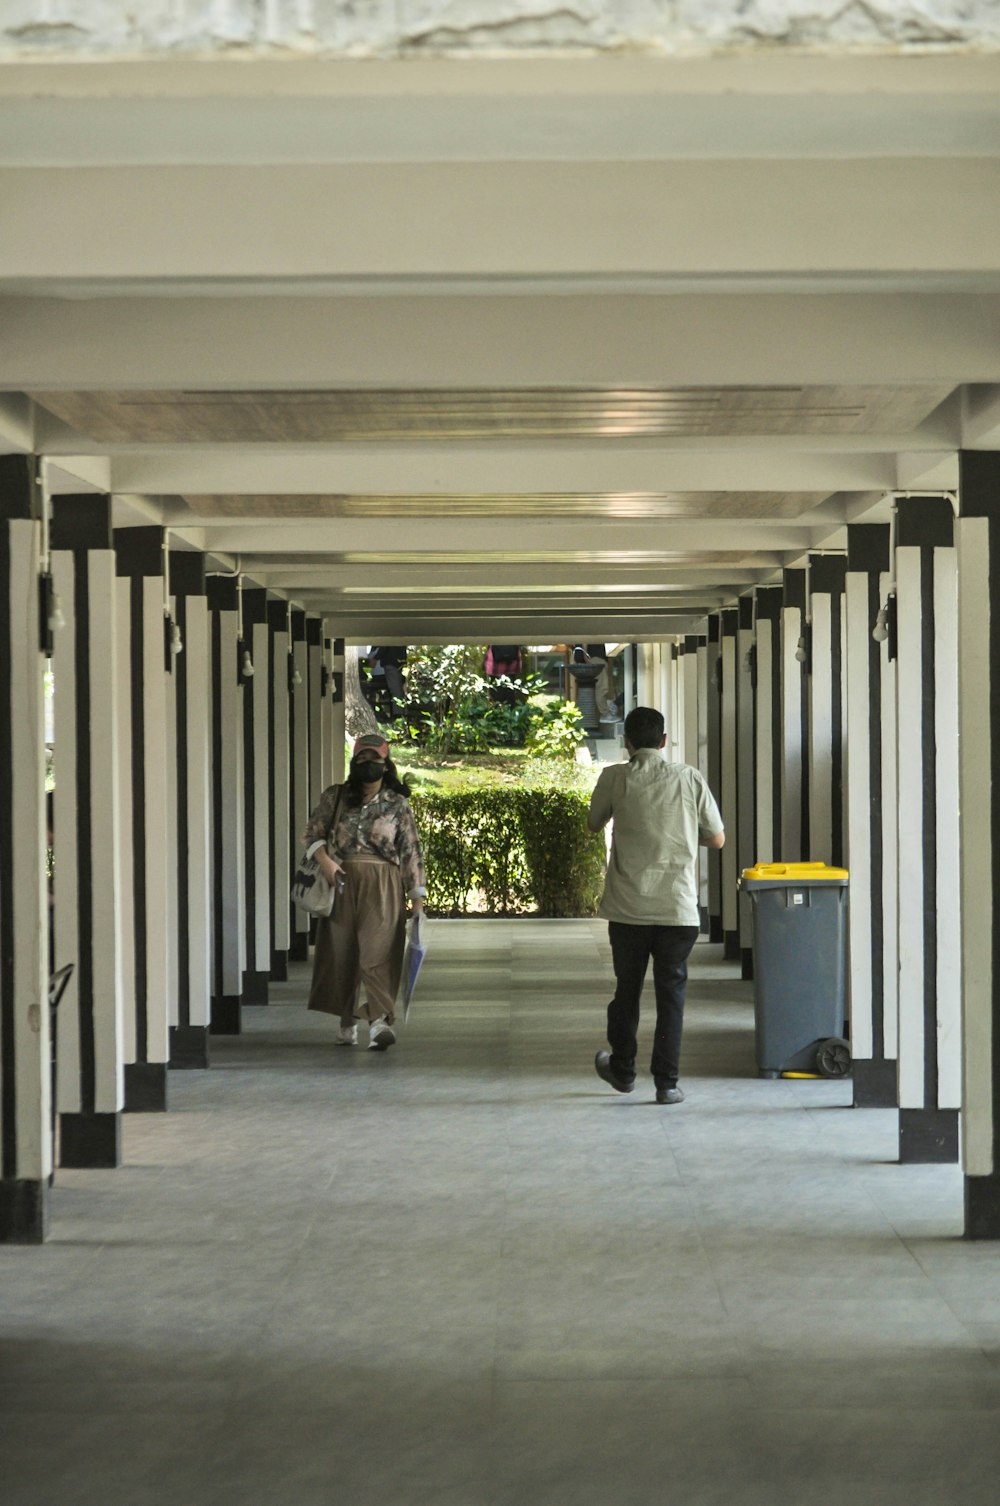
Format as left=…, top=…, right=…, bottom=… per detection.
left=705, top=614, right=723, bottom=943
left=958, top=452, right=1000, bottom=1234
left=681, top=635, right=708, bottom=931
left=240, top=587, right=270, bottom=1006
left=807, top=555, right=847, bottom=868
left=0, top=457, right=50, bottom=1241
left=895, top=496, right=961, bottom=1163
left=719, top=608, right=740, bottom=958
left=288, top=610, right=310, bottom=963
left=780, top=568, right=809, bottom=863
left=736, top=597, right=756, bottom=973
left=330, top=637, right=346, bottom=785
left=50, top=496, right=124, bottom=1165
left=170, top=553, right=213, bottom=1069
left=267, top=600, right=292, bottom=982
left=115, top=527, right=174, bottom=1112
left=208, top=577, right=245, bottom=1035
left=845, top=525, right=897, bottom=1108
left=681, top=638, right=700, bottom=770
left=753, top=586, right=783, bottom=864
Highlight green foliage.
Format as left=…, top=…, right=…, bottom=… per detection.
left=400, top=644, right=489, bottom=753
left=398, top=644, right=572, bottom=755
left=520, top=755, right=597, bottom=792
left=524, top=694, right=586, bottom=759
left=514, top=789, right=607, bottom=918
left=410, top=784, right=606, bottom=917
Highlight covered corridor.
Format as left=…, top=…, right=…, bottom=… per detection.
left=4, top=921, right=998, bottom=1506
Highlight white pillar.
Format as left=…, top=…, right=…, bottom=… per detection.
left=895, top=495, right=960, bottom=1164
left=753, top=586, right=783, bottom=865
left=705, top=615, right=723, bottom=942
left=331, top=634, right=346, bottom=784
left=171, top=557, right=212, bottom=1068
left=115, top=528, right=174, bottom=1112
left=0, top=458, right=50, bottom=1241
left=719, top=607, right=739, bottom=953
left=780, top=568, right=808, bottom=863
left=50, top=495, right=125, bottom=1165
left=736, top=597, right=756, bottom=963
left=845, top=525, right=897, bottom=1108
left=806, top=555, right=847, bottom=869
left=268, top=600, right=292, bottom=979
left=289, top=610, right=310, bottom=961
left=239, top=586, right=271, bottom=1006
left=208, top=576, right=245, bottom=1034
left=957, top=452, right=1000, bottom=1234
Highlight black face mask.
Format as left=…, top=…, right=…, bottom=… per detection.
left=354, top=758, right=385, bottom=784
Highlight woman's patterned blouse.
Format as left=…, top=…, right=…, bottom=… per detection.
left=306, top=785, right=427, bottom=898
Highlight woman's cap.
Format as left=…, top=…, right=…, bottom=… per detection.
left=353, top=733, right=389, bottom=758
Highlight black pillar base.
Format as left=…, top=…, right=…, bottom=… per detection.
left=270, top=950, right=288, bottom=982
left=0, top=1178, right=50, bottom=1243
left=699, top=906, right=709, bottom=936
left=59, top=1112, right=122, bottom=1169
left=709, top=915, right=724, bottom=944
left=124, top=1063, right=169, bottom=1113
left=210, top=994, right=241, bottom=1035
left=965, top=1174, right=1000, bottom=1239
left=288, top=931, right=309, bottom=962
left=170, top=1024, right=210, bottom=1069
left=899, top=1107, right=959, bottom=1164
left=241, top=970, right=270, bottom=1006
left=723, top=930, right=741, bottom=961
left=740, top=947, right=754, bottom=981
left=853, top=1058, right=898, bottom=1109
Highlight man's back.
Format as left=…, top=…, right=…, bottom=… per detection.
left=589, top=748, right=722, bottom=927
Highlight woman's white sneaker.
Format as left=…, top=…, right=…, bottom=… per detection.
left=335, top=1024, right=358, bottom=1046
left=368, top=1019, right=396, bottom=1051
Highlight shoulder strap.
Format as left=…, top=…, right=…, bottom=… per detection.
left=326, top=783, right=345, bottom=838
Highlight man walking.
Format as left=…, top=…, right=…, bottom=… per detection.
left=587, top=706, right=725, bottom=1104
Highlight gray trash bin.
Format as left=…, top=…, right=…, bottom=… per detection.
left=740, top=863, right=850, bottom=1080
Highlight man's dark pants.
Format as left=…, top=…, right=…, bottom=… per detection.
left=607, top=922, right=700, bottom=1090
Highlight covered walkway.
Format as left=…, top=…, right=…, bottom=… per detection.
left=4, top=920, right=997, bottom=1506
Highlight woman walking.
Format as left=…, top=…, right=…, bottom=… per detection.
left=302, top=733, right=426, bottom=1050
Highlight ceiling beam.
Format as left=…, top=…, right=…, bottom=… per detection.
left=3, top=160, right=999, bottom=283
left=173, top=519, right=815, bottom=554
left=105, top=445, right=892, bottom=496
left=251, top=565, right=772, bottom=587
left=6, top=295, right=1000, bottom=389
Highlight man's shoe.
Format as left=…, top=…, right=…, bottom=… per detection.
left=335, top=1024, right=358, bottom=1046
left=368, top=1019, right=396, bottom=1051
left=594, top=1050, right=634, bottom=1094
left=655, top=1086, right=685, bottom=1105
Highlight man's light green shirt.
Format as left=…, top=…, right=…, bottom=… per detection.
left=588, top=749, right=724, bottom=926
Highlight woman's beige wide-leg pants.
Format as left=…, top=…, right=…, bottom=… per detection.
left=307, top=855, right=406, bottom=1026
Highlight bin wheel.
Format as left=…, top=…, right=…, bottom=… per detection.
left=816, top=1037, right=852, bottom=1079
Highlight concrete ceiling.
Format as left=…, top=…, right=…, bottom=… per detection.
left=1, top=53, right=999, bottom=641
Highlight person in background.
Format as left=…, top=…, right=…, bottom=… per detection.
left=302, top=732, right=426, bottom=1052
left=363, top=646, right=408, bottom=720
left=587, top=705, right=725, bottom=1104
left=483, top=645, right=523, bottom=705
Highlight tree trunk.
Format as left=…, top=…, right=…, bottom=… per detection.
left=344, top=645, right=379, bottom=738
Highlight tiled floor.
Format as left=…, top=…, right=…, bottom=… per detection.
left=4, top=921, right=1000, bottom=1505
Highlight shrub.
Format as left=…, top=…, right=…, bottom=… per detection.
left=410, top=784, right=606, bottom=917
left=514, top=789, right=607, bottom=917
left=524, top=694, right=585, bottom=759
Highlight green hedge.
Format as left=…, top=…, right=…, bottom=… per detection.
left=410, top=786, right=606, bottom=917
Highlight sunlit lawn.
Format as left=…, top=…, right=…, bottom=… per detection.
left=397, top=747, right=602, bottom=793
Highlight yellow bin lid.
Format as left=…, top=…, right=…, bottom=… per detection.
left=742, top=862, right=849, bottom=882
